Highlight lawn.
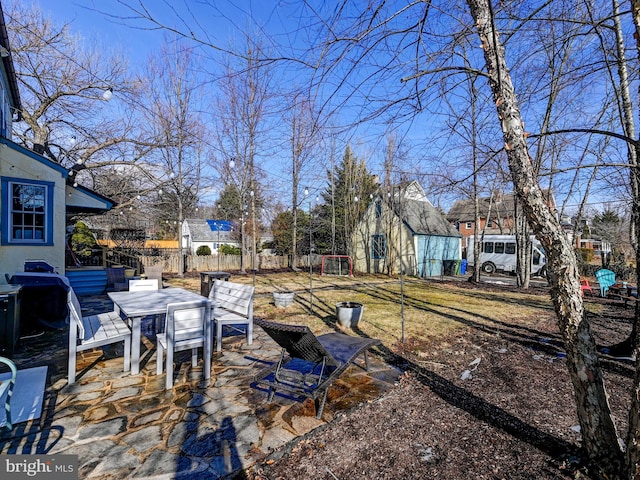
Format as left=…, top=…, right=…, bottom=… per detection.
left=167, top=271, right=561, bottom=357
left=169, top=271, right=625, bottom=479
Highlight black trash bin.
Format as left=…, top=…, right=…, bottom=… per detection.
left=10, top=273, right=70, bottom=331
left=200, top=271, right=232, bottom=297
left=443, top=260, right=455, bottom=276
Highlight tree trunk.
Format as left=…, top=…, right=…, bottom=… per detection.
left=514, top=200, right=531, bottom=289
left=470, top=73, right=482, bottom=284
left=624, top=2, right=640, bottom=476
left=465, top=0, right=625, bottom=476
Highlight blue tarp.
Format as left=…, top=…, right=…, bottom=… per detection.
left=206, top=220, right=233, bottom=232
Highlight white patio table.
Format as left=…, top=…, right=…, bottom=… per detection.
left=108, top=287, right=208, bottom=375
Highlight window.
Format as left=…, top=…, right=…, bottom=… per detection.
left=494, top=242, right=505, bottom=254
left=1, top=178, right=54, bottom=245
left=372, top=234, right=386, bottom=259
left=465, top=222, right=472, bottom=229
left=486, top=220, right=493, bottom=228
left=483, top=242, right=494, bottom=253
left=533, top=250, right=541, bottom=265
left=505, top=242, right=516, bottom=254
left=375, top=199, right=382, bottom=218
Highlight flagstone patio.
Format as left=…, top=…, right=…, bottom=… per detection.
left=0, top=294, right=401, bottom=479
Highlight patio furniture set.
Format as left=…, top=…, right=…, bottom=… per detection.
left=65, top=276, right=381, bottom=418
left=69, top=279, right=253, bottom=387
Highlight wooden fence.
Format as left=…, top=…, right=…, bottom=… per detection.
left=138, top=253, right=323, bottom=274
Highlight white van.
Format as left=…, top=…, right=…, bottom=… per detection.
left=466, top=234, right=546, bottom=276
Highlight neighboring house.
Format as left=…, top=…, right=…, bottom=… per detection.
left=182, top=219, right=240, bottom=254
left=578, top=237, right=611, bottom=256
left=0, top=5, right=114, bottom=280
left=560, top=215, right=613, bottom=258
left=352, top=181, right=462, bottom=277
left=447, top=190, right=557, bottom=239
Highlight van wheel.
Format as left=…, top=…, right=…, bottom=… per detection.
left=481, top=262, right=496, bottom=274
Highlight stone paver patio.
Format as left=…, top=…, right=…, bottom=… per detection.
left=0, top=294, right=401, bottom=479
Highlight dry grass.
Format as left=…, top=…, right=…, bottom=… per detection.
left=166, top=272, right=558, bottom=354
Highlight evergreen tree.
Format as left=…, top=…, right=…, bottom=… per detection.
left=271, top=209, right=309, bottom=256
left=215, top=184, right=244, bottom=221
left=591, top=209, right=621, bottom=246
left=315, top=146, right=378, bottom=256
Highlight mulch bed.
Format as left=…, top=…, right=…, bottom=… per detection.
left=247, top=283, right=635, bottom=480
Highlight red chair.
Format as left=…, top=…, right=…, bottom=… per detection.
left=580, top=278, right=594, bottom=297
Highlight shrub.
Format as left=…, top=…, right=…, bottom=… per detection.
left=70, top=221, right=97, bottom=259
left=196, top=245, right=211, bottom=256
left=220, top=244, right=241, bottom=255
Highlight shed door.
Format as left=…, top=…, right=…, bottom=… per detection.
left=417, top=236, right=460, bottom=277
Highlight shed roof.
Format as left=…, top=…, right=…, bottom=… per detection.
left=399, top=198, right=461, bottom=237
left=383, top=181, right=460, bottom=237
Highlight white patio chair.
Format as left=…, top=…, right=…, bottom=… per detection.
left=67, top=288, right=131, bottom=384
left=0, top=356, right=17, bottom=431
left=209, top=280, right=254, bottom=352
left=129, top=279, right=161, bottom=332
left=129, top=279, right=159, bottom=291
left=155, top=300, right=212, bottom=389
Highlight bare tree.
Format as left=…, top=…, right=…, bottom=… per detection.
left=465, top=0, right=625, bottom=476
left=212, top=36, right=273, bottom=273
left=380, top=134, right=410, bottom=275
left=6, top=1, right=158, bottom=186
left=287, top=93, right=320, bottom=270
left=140, top=40, right=206, bottom=268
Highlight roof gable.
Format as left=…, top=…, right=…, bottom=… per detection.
left=1, top=137, right=68, bottom=176
left=446, top=190, right=555, bottom=222
left=66, top=183, right=115, bottom=214
left=399, top=198, right=461, bottom=237
left=384, top=182, right=460, bottom=237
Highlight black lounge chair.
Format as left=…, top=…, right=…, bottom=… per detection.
left=253, top=318, right=381, bottom=418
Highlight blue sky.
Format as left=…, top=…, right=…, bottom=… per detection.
left=43, top=1, right=313, bottom=68
left=24, top=1, right=570, bottom=214
left=34, top=0, right=345, bottom=204
left=39, top=0, right=427, bottom=143
left=14, top=1, right=631, bottom=219
left=42, top=0, right=175, bottom=62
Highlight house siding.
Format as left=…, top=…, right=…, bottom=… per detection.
left=0, top=143, right=67, bottom=275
